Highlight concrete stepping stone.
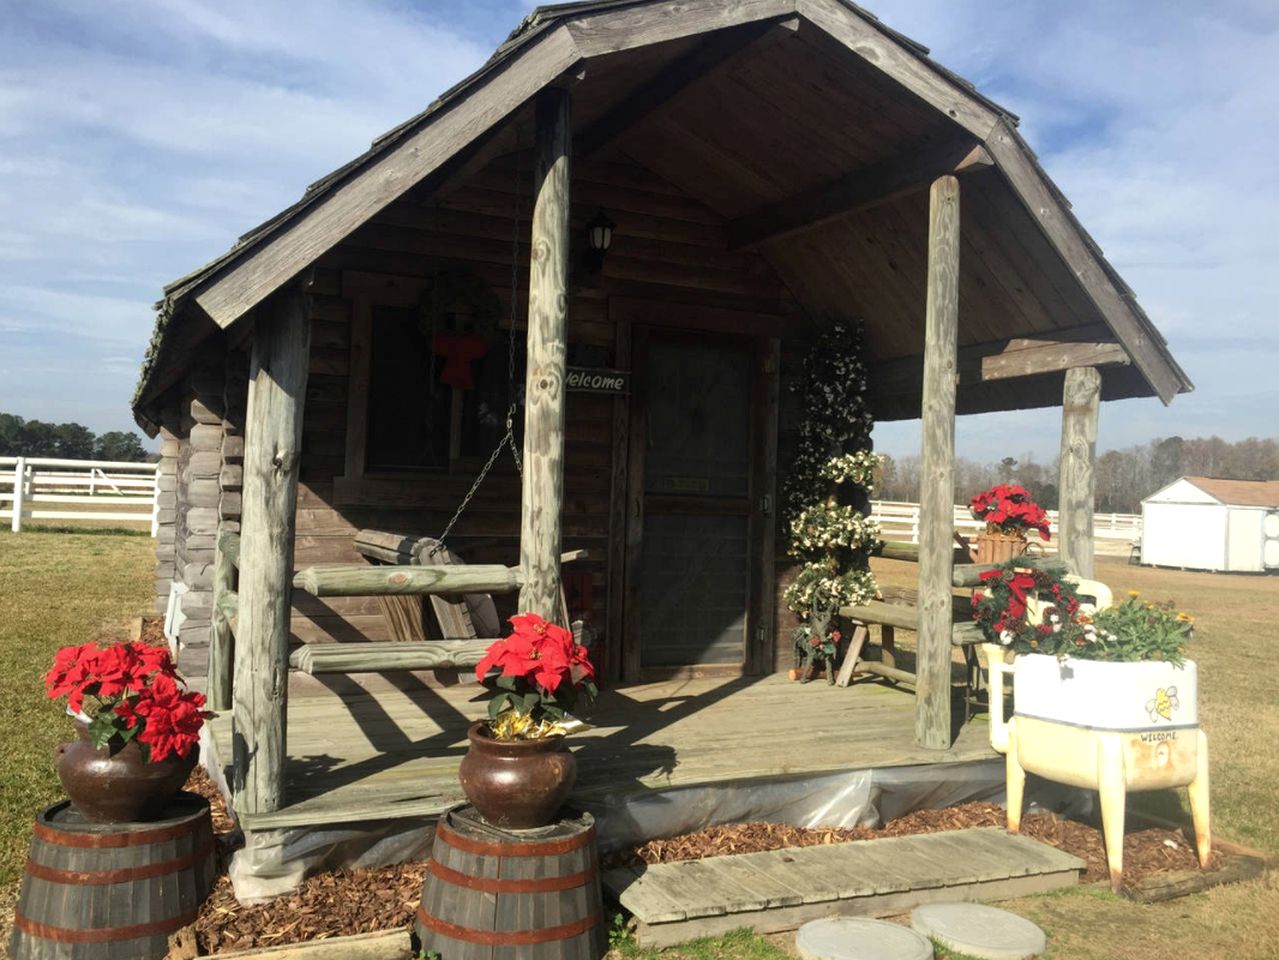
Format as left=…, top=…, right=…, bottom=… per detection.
left=911, top=902, right=1046, bottom=959
left=796, top=916, right=934, bottom=960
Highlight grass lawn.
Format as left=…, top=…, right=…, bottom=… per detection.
left=0, top=533, right=1274, bottom=959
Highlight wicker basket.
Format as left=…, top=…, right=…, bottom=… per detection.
left=975, top=531, right=1029, bottom=564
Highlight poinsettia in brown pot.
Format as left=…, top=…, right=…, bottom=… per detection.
left=44, top=640, right=211, bottom=822
left=968, top=483, right=1051, bottom=563
left=462, top=614, right=597, bottom=829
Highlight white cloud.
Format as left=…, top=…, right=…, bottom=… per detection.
left=866, top=0, right=1279, bottom=460
left=1, top=0, right=1274, bottom=459
left=0, top=0, right=497, bottom=434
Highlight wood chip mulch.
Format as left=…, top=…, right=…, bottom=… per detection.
left=604, top=801, right=1224, bottom=886
left=181, top=767, right=428, bottom=954
left=182, top=782, right=1225, bottom=953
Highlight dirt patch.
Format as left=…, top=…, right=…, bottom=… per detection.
left=605, top=802, right=1224, bottom=886
left=140, top=614, right=166, bottom=647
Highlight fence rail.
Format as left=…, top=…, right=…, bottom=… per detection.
left=868, top=500, right=1140, bottom=558
left=1, top=456, right=160, bottom=535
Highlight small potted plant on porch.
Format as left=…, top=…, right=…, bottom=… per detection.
left=968, top=483, right=1051, bottom=563
left=44, top=640, right=211, bottom=822
left=464, top=613, right=597, bottom=829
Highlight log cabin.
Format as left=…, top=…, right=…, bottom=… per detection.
left=131, top=0, right=1190, bottom=890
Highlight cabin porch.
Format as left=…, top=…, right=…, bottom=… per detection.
left=208, top=667, right=994, bottom=833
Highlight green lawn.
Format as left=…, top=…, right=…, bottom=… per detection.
left=0, top=528, right=155, bottom=888
left=0, top=534, right=1275, bottom=959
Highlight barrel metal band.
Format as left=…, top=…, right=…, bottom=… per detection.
left=24, top=840, right=214, bottom=885
left=426, top=856, right=596, bottom=893
left=14, top=907, right=199, bottom=944
left=32, top=818, right=209, bottom=849
left=416, top=906, right=600, bottom=945
left=437, top=819, right=595, bottom=857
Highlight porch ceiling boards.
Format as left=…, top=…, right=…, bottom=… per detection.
left=208, top=674, right=994, bottom=831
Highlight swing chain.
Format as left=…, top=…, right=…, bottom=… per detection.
left=430, top=137, right=526, bottom=557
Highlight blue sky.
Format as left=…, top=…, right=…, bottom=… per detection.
left=1, top=0, right=1276, bottom=462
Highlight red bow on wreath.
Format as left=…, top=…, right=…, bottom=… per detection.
left=433, top=332, right=488, bottom=390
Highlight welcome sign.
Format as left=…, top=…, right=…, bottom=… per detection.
left=566, top=366, right=630, bottom=394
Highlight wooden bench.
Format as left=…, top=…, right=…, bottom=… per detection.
left=288, top=530, right=588, bottom=675
left=834, top=540, right=1061, bottom=702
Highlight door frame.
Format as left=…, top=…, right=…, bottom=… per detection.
left=619, top=325, right=779, bottom=681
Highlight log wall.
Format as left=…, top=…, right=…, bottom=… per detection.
left=285, top=151, right=802, bottom=676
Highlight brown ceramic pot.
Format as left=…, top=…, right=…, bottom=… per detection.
left=457, top=721, right=576, bottom=829
left=56, top=721, right=197, bottom=823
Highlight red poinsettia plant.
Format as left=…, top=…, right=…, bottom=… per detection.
left=44, top=641, right=211, bottom=762
left=474, top=613, right=597, bottom=741
left=969, top=483, right=1051, bottom=541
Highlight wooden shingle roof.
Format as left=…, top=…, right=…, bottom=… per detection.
left=131, top=0, right=1192, bottom=431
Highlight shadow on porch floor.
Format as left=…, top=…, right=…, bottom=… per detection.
left=209, top=673, right=994, bottom=831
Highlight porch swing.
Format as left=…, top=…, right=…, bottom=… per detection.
left=289, top=151, right=586, bottom=676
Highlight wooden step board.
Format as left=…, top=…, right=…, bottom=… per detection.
left=289, top=639, right=491, bottom=674
left=603, top=827, right=1084, bottom=949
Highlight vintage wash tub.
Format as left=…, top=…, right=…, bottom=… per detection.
left=985, top=635, right=1211, bottom=890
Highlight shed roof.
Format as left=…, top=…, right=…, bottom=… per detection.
left=131, top=0, right=1191, bottom=432
left=1183, top=477, right=1279, bottom=509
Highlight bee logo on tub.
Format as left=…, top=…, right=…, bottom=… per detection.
left=1146, top=686, right=1179, bottom=722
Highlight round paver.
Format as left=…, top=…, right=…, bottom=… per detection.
left=911, top=902, right=1046, bottom=960
left=796, top=916, right=934, bottom=960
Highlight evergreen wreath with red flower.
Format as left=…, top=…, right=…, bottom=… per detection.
left=971, top=562, right=1085, bottom=657
left=969, top=483, right=1051, bottom=541
left=474, top=613, right=597, bottom=740
left=44, top=641, right=211, bottom=761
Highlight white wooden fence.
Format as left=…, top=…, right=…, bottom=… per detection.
left=869, top=500, right=1140, bottom=558
left=1, top=456, right=160, bottom=535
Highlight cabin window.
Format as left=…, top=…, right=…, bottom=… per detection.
left=362, top=306, right=525, bottom=474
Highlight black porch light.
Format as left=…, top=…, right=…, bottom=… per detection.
left=583, top=207, right=615, bottom=273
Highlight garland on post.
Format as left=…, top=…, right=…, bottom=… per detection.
left=783, top=321, right=881, bottom=683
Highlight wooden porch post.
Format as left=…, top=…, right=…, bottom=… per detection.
left=519, top=87, right=572, bottom=622
left=915, top=175, right=961, bottom=750
left=1058, top=366, right=1101, bottom=578
left=233, top=286, right=311, bottom=814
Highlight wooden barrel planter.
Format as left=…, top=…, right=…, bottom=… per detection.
left=9, top=792, right=216, bottom=960
left=415, top=807, right=605, bottom=960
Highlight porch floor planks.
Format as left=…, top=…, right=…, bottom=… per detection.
left=208, top=673, right=996, bottom=830
left=605, top=828, right=1086, bottom=948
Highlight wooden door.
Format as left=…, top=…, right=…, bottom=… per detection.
left=623, top=330, right=774, bottom=678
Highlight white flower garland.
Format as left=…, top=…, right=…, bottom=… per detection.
left=820, top=451, right=883, bottom=491
left=782, top=321, right=881, bottom=623
left=790, top=503, right=881, bottom=553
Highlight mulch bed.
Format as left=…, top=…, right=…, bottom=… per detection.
left=183, top=768, right=426, bottom=954
left=603, top=802, right=1224, bottom=886
left=185, top=774, right=1228, bottom=955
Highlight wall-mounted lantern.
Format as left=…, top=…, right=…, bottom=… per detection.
left=583, top=208, right=615, bottom=274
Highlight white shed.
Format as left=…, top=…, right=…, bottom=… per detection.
left=1141, top=477, right=1279, bottom=573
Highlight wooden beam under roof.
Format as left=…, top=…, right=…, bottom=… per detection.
left=564, top=0, right=796, bottom=58
left=190, top=27, right=583, bottom=329
left=796, top=0, right=1005, bottom=138
left=984, top=119, right=1187, bottom=403
left=870, top=324, right=1130, bottom=399
left=577, top=17, right=800, bottom=159
left=729, top=140, right=992, bottom=250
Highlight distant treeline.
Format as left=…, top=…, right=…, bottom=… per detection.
left=877, top=435, right=1279, bottom=514
left=0, top=412, right=151, bottom=462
